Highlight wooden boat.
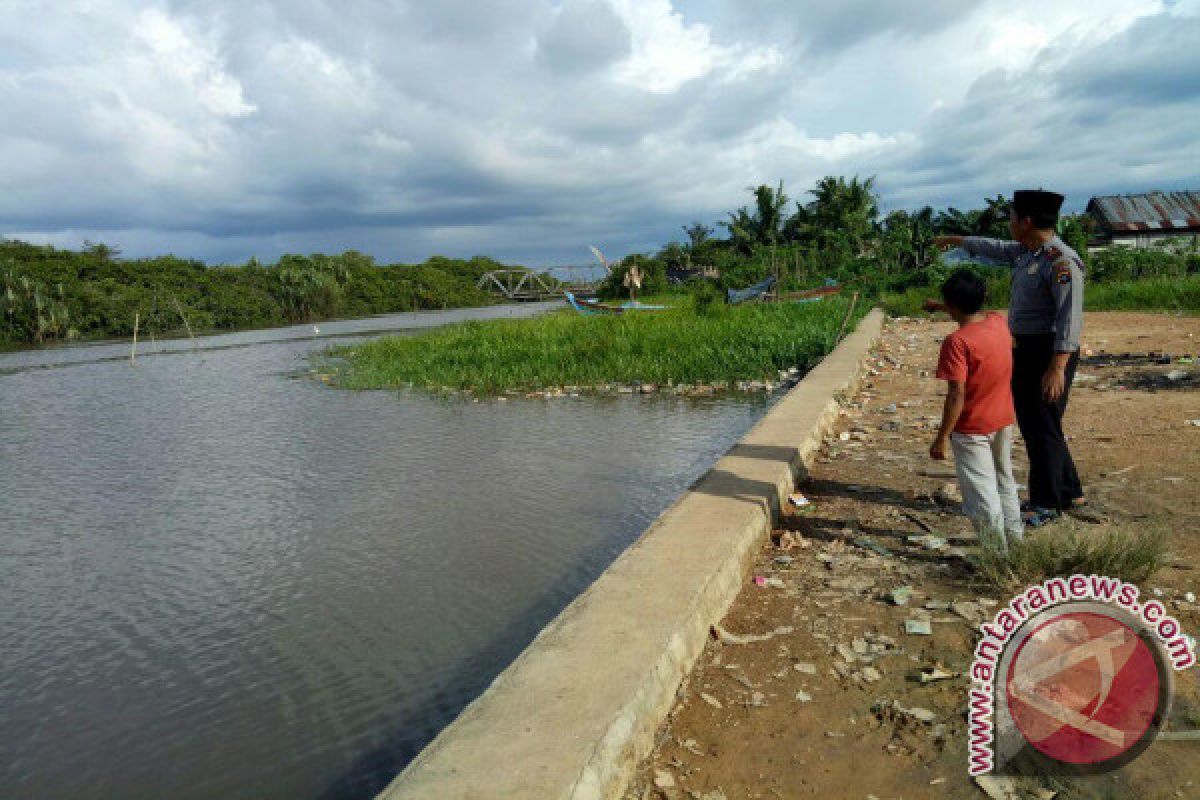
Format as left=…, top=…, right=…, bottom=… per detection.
left=726, top=276, right=776, bottom=305
left=564, top=292, right=669, bottom=315
left=779, top=283, right=842, bottom=303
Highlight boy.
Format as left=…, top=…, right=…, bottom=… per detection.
left=926, top=270, right=1023, bottom=552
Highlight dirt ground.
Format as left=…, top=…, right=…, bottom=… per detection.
left=625, top=312, right=1200, bottom=800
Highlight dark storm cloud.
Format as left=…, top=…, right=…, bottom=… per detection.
left=0, top=1, right=1196, bottom=264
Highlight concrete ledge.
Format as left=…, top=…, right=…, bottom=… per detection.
left=379, top=308, right=886, bottom=800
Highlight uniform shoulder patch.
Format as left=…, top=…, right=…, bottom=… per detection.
left=1053, top=260, right=1073, bottom=285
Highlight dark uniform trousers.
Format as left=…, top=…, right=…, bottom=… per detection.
left=1012, top=334, right=1083, bottom=510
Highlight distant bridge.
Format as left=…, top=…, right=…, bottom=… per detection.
left=477, top=270, right=600, bottom=301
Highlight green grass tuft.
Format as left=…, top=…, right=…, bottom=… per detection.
left=976, top=519, right=1169, bottom=593
left=333, top=294, right=866, bottom=393
left=880, top=274, right=1200, bottom=317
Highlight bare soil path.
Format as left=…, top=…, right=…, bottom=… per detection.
left=626, top=312, right=1200, bottom=800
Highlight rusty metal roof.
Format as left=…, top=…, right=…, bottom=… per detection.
left=1087, top=191, right=1200, bottom=233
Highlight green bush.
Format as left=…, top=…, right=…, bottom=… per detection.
left=0, top=239, right=504, bottom=346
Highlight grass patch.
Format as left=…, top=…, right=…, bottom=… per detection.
left=880, top=274, right=1200, bottom=317
left=1085, top=274, right=1200, bottom=312
left=976, top=519, right=1169, bottom=593
left=334, top=293, right=866, bottom=393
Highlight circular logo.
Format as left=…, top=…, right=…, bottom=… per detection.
left=1005, top=610, right=1166, bottom=768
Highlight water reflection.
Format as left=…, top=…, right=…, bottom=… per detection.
left=0, top=306, right=775, bottom=799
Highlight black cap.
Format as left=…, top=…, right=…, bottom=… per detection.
left=1012, top=189, right=1064, bottom=223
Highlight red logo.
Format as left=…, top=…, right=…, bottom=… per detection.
left=1005, top=611, right=1162, bottom=766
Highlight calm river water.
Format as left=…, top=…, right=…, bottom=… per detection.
left=0, top=304, right=779, bottom=799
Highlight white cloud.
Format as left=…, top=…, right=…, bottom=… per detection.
left=0, top=0, right=1195, bottom=265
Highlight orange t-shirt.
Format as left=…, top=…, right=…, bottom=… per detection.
left=935, top=312, right=1015, bottom=434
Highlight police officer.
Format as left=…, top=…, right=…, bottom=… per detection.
left=931, top=190, right=1085, bottom=521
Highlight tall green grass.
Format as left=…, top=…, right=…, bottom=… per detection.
left=880, top=274, right=1200, bottom=317
left=976, top=521, right=1168, bottom=593
left=334, top=294, right=865, bottom=393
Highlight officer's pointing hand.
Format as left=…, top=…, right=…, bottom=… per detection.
left=932, top=235, right=963, bottom=251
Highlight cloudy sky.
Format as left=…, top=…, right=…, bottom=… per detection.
left=2, top=0, right=1198, bottom=265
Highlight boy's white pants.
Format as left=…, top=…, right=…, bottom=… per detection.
left=950, top=424, right=1024, bottom=552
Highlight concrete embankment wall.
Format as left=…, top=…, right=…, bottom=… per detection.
left=379, top=309, right=886, bottom=800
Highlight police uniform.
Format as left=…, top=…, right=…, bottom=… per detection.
left=961, top=192, right=1085, bottom=511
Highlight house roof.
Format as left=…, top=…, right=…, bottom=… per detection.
left=1086, top=191, right=1200, bottom=233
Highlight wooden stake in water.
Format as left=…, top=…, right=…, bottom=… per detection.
left=130, top=313, right=139, bottom=365
left=171, top=295, right=201, bottom=355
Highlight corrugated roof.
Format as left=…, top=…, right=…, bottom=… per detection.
left=1087, top=191, right=1200, bottom=233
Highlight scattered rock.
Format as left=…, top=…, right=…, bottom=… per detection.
left=951, top=600, right=985, bottom=625
left=934, top=482, right=962, bottom=506
left=898, top=704, right=937, bottom=724
left=794, top=690, right=813, bottom=703
left=974, top=775, right=1021, bottom=800
left=654, top=769, right=676, bottom=790
left=794, top=662, right=817, bottom=675
left=861, top=666, right=882, bottom=683
left=889, top=585, right=914, bottom=606
left=776, top=531, right=809, bottom=550
left=699, top=693, right=722, bottom=709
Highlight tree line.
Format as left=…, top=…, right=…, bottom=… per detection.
left=600, top=176, right=1196, bottom=300
left=0, top=242, right=508, bottom=346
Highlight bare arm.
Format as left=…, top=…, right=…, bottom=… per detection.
left=931, top=381, right=965, bottom=460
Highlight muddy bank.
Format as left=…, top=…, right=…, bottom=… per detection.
left=627, top=312, right=1200, bottom=800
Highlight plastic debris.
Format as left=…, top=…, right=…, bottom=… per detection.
left=794, top=689, right=812, bottom=703
left=905, top=618, right=933, bottom=636
left=712, top=624, right=794, bottom=646
left=700, top=692, right=723, bottom=709
left=919, top=665, right=958, bottom=684
left=889, top=585, right=914, bottom=606
left=788, top=492, right=811, bottom=508
left=794, top=662, right=817, bottom=675
left=853, top=537, right=892, bottom=557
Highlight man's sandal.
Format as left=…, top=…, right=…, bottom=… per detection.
left=1021, top=506, right=1060, bottom=527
